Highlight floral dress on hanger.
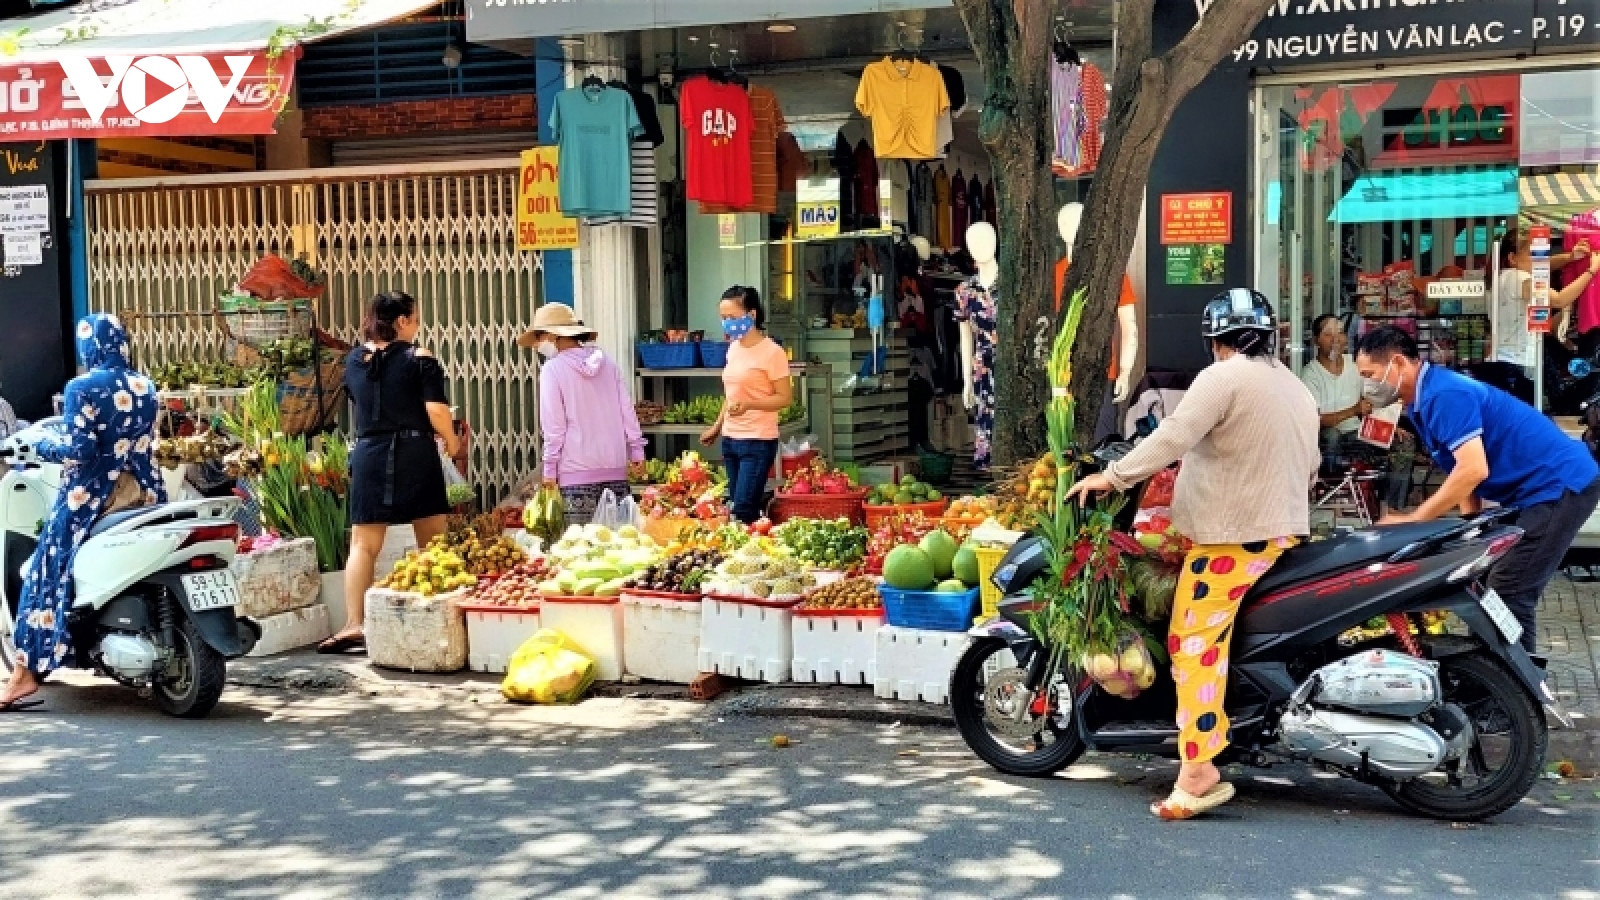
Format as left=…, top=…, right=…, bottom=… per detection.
left=955, top=277, right=998, bottom=471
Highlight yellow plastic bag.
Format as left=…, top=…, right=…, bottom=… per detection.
left=501, top=628, right=597, bottom=705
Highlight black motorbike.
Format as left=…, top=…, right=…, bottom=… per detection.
left=950, top=509, right=1567, bottom=821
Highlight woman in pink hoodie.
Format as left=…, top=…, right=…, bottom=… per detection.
left=519, top=304, right=647, bottom=524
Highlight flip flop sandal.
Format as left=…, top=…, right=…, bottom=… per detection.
left=1151, top=782, right=1236, bottom=820
left=316, top=634, right=366, bottom=655
left=0, top=698, right=44, bottom=713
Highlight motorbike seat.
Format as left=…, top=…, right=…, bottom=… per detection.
left=90, top=504, right=165, bottom=537
left=1251, top=521, right=1461, bottom=598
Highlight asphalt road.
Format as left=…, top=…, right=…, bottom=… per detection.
left=2, top=676, right=1596, bottom=900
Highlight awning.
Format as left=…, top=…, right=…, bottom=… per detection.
left=0, top=0, right=438, bottom=139
left=1520, top=172, right=1600, bottom=230
left=1331, top=167, right=1519, bottom=225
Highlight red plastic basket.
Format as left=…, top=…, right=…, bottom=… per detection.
left=769, top=488, right=869, bottom=525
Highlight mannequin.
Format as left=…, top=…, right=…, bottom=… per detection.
left=1056, top=202, right=1140, bottom=405
left=957, top=222, right=1000, bottom=470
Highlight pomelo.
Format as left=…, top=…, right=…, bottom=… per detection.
left=883, top=545, right=936, bottom=591
left=935, top=579, right=968, bottom=593
left=952, top=543, right=980, bottom=586
left=919, top=529, right=959, bottom=579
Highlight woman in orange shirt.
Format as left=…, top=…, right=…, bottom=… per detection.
left=700, top=286, right=793, bottom=523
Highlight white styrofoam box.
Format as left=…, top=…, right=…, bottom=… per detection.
left=791, top=610, right=884, bottom=685
left=246, top=604, right=333, bottom=657
left=232, top=537, right=321, bottom=618
left=621, top=591, right=703, bottom=684
left=539, top=596, right=625, bottom=681
left=364, top=587, right=469, bottom=673
left=462, top=605, right=542, bottom=674
left=320, top=571, right=348, bottom=629
left=698, top=594, right=798, bottom=684
left=872, top=624, right=972, bottom=705
left=373, top=524, right=419, bottom=580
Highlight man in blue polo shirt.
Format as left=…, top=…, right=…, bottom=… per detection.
left=1355, top=326, right=1600, bottom=651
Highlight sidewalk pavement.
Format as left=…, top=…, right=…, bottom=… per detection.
left=227, top=574, right=1600, bottom=771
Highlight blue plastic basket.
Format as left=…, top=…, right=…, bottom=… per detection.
left=637, top=341, right=698, bottom=369
left=879, top=585, right=980, bottom=632
left=698, top=340, right=730, bottom=368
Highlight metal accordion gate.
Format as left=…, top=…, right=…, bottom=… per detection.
left=85, top=159, right=545, bottom=503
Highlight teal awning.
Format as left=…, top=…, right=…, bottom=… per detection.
left=1331, top=167, right=1520, bottom=224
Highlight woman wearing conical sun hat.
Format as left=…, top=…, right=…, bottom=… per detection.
left=518, top=305, right=646, bottom=525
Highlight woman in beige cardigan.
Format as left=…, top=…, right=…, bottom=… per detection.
left=1069, top=289, right=1321, bottom=820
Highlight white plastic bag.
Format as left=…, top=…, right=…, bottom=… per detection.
left=590, top=488, right=642, bottom=530
left=439, top=445, right=468, bottom=489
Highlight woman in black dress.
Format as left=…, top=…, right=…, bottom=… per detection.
left=318, top=291, right=459, bottom=654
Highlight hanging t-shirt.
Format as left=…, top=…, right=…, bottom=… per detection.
left=950, top=170, right=969, bottom=251
left=854, top=138, right=880, bottom=223
left=680, top=77, right=754, bottom=208
left=1055, top=258, right=1139, bottom=378
left=933, top=166, right=952, bottom=251
left=1563, top=212, right=1600, bottom=335
left=701, top=85, right=785, bottom=215
left=915, top=163, right=936, bottom=243
left=610, top=81, right=665, bottom=148
left=1050, top=61, right=1108, bottom=178
left=855, top=58, right=950, bottom=160
left=582, top=139, right=658, bottom=228
left=966, top=174, right=985, bottom=225
left=549, top=85, right=643, bottom=218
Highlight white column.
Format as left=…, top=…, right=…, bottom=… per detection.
left=572, top=33, right=640, bottom=387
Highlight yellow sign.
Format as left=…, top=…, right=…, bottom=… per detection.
left=517, top=147, right=578, bottom=251
left=795, top=177, right=841, bottom=241
left=718, top=214, right=738, bottom=247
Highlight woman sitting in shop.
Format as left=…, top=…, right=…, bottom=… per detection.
left=319, top=291, right=458, bottom=655
left=700, top=286, right=792, bottom=524
left=520, top=304, right=646, bottom=525
left=1301, top=313, right=1414, bottom=515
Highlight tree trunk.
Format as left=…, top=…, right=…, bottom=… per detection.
left=956, top=0, right=1278, bottom=456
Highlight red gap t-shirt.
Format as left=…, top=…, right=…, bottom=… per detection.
left=680, top=78, right=754, bottom=209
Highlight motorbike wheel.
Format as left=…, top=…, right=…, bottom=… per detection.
left=1384, top=652, right=1547, bottom=822
left=155, top=620, right=226, bottom=719
left=950, top=638, right=1085, bottom=777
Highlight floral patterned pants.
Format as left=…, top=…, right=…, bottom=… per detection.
left=1169, top=537, right=1296, bottom=764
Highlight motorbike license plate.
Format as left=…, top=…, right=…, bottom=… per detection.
left=181, top=571, right=240, bottom=612
left=1478, top=588, right=1524, bottom=646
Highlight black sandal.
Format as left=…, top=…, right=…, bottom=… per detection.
left=316, top=634, right=366, bottom=655
left=0, top=697, right=44, bottom=712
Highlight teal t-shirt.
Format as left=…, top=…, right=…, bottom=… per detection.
left=550, top=86, right=643, bottom=218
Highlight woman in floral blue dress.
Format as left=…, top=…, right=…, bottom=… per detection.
left=1, top=314, right=164, bottom=711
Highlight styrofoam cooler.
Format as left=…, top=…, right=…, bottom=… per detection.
left=872, top=624, right=972, bottom=705
left=791, top=609, right=883, bottom=685
left=231, top=537, right=321, bottom=619
left=698, top=594, right=799, bottom=683
left=621, top=590, right=703, bottom=684
left=460, top=604, right=542, bottom=674
left=246, top=604, right=333, bottom=657
left=365, top=587, right=470, bottom=673
left=539, top=596, right=625, bottom=681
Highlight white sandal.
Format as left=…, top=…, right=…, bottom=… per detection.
left=1150, top=782, right=1236, bottom=820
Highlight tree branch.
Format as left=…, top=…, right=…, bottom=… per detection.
left=1163, top=0, right=1276, bottom=98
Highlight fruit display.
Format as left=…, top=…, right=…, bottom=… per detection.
left=862, top=512, right=938, bottom=576
left=663, top=521, right=753, bottom=556
left=541, top=524, right=665, bottom=597
left=772, top=517, right=869, bottom=570
left=523, top=485, right=567, bottom=545
left=943, top=495, right=994, bottom=524
left=624, top=547, right=726, bottom=595
left=468, top=560, right=553, bottom=608
left=1081, top=635, right=1158, bottom=700
left=376, top=545, right=479, bottom=596
left=880, top=529, right=974, bottom=592
left=630, top=453, right=726, bottom=487
left=992, top=453, right=1061, bottom=529
left=779, top=459, right=858, bottom=496
left=662, top=396, right=723, bottom=425
left=704, top=540, right=815, bottom=600
left=443, top=520, right=528, bottom=577
left=639, top=451, right=728, bottom=523
left=865, top=475, right=944, bottom=507
left=799, top=576, right=882, bottom=612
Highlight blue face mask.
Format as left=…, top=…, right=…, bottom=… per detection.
left=722, top=314, right=755, bottom=340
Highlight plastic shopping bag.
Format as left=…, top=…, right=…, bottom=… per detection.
left=439, top=445, right=469, bottom=489
left=501, top=629, right=597, bottom=705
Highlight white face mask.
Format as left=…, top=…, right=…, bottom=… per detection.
left=536, top=340, right=558, bottom=360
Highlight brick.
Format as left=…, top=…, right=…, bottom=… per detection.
left=303, top=95, right=536, bottom=140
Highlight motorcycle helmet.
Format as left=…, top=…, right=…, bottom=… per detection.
left=1201, top=288, right=1277, bottom=359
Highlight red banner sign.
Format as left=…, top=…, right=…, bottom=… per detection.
left=1160, top=192, right=1233, bottom=245
left=0, top=51, right=294, bottom=140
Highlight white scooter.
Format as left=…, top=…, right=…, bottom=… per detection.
left=0, top=419, right=260, bottom=718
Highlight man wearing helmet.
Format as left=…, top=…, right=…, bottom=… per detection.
left=1069, top=288, right=1321, bottom=820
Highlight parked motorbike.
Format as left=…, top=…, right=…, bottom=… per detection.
left=951, top=508, right=1568, bottom=821
left=0, top=420, right=259, bottom=718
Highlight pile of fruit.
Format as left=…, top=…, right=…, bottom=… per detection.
left=881, top=529, right=978, bottom=594
left=1131, top=511, right=1191, bottom=564
left=639, top=452, right=728, bottom=523
left=630, top=454, right=726, bottom=487
left=772, top=517, right=869, bottom=570
left=865, top=475, right=944, bottom=507
left=541, top=524, right=665, bottom=597
left=523, top=485, right=567, bottom=545
left=376, top=544, right=479, bottom=596
left=779, top=459, right=858, bottom=496
left=467, top=559, right=552, bottom=608
left=991, top=454, right=1060, bottom=529
left=624, top=548, right=726, bottom=595
left=1081, top=638, right=1158, bottom=699
left=799, top=576, right=881, bottom=612
left=704, top=541, right=814, bottom=600
left=662, top=396, right=723, bottom=425
left=663, top=521, right=752, bottom=556
left=444, top=514, right=528, bottom=577
left=863, top=512, right=938, bottom=576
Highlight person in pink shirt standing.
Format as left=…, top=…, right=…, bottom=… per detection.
left=519, top=304, right=646, bottom=525
left=700, top=286, right=793, bottom=523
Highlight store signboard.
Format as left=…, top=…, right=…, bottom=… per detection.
left=467, top=0, right=948, bottom=41
left=1224, top=0, right=1600, bottom=69
left=1160, top=192, right=1231, bottom=246
left=1426, top=280, right=1486, bottom=300
left=516, top=148, right=579, bottom=251
left=795, top=177, right=841, bottom=241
